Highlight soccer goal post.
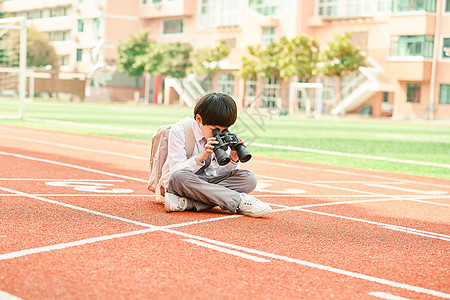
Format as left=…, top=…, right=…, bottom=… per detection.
left=0, top=16, right=28, bottom=119
left=288, top=82, right=323, bottom=118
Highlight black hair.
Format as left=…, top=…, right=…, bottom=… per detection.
left=193, top=92, right=237, bottom=127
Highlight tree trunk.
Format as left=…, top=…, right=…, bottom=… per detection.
left=134, top=76, right=140, bottom=103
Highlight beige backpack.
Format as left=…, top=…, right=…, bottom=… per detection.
left=147, top=118, right=195, bottom=200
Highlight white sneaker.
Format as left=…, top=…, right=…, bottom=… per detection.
left=237, top=194, right=272, bottom=218
left=165, top=193, right=195, bottom=212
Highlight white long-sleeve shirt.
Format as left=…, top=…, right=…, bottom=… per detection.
left=161, top=117, right=239, bottom=189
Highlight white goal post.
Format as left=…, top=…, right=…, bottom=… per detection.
left=0, top=16, right=27, bottom=119
left=289, top=82, right=323, bottom=118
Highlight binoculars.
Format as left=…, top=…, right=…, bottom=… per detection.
left=211, top=128, right=252, bottom=166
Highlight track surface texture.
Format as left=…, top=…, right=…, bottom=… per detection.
left=0, top=125, right=449, bottom=300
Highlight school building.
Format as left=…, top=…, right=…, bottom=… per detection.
left=1, top=0, right=449, bottom=119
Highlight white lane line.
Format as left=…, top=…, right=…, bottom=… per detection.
left=369, top=291, right=410, bottom=300
left=182, top=239, right=270, bottom=263
left=365, top=183, right=447, bottom=195
left=406, top=198, right=450, bottom=207
left=382, top=225, right=450, bottom=240
left=256, top=175, right=450, bottom=206
left=163, top=228, right=450, bottom=299
left=257, top=175, right=382, bottom=196
left=0, top=151, right=147, bottom=183
left=0, top=228, right=157, bottom=261
left=24, top=118, right=156, bottom=135
left=0, top=134, right=147, bottom=160
left=0, top=186, right=156, bottom=229
left=0, top=194, right=156, bottom=197
left=313, top=181, right=405, bottom=184
left=0, top=291, right=22, bottom=300
left=252, top=142, right=450, bottom=169
left=0, top=179, right=124, bottom=181
left=293, top=196, right=450, bottom=208
left=253, top=160, right=450, bottom=189
left=289, top=208, right=450, bottom=242
left=0, top=125, right=149, bottom=149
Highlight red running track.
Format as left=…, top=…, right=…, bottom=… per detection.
left=0, top=125, right=449, bottom=299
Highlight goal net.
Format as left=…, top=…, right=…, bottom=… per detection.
left=0, top=17, right=28, bottom=119
left=288, top=82, right=324, bottom=118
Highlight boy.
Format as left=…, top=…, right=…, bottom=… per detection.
left=161, top=92, right=272, bottom=218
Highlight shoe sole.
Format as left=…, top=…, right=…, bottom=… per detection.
left=240, top=205, right=272, bottom=218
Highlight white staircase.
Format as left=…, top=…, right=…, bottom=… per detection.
left=165, top=74, right=205, bottom=107
left=331, top=57, right=394, bottom=115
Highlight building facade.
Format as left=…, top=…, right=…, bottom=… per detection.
left=1, top=0, right=449, bottom=119
left=1, top=0, right=142, bottom=101
left=140, top=0, right=450, bottom=119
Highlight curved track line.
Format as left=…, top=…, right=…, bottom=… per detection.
left=0, top=151, right=147, bottom=183
left=252, top=142, right=450, bottom=169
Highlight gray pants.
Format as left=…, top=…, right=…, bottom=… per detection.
left=166, top=168, right=257, bottom=213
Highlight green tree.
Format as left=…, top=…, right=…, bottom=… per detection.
left=189, top=40, right=230, bottom=76
left=320, top=33, right=366, bottom=105
left=242, top=42, right=281, bottom=80
left=143, top=42, right=192, bottom=78
left=278, top=36, right=320, bottom=81
left=27, top=27, right=59, bottom=69
left=240, top=35, right=319, bottom=81
left=117, top=30, right=150, bottom=91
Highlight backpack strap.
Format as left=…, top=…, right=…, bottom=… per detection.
left=156, top=118, right=195, bottom=202
left=182, top=117, right=195, bottom=158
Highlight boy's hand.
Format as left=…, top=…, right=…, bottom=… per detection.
left=230, top=138, right=246, bottom=163
left=197, top=137, right=218, bottom=163
left=230, top=150, right=239, bottom=163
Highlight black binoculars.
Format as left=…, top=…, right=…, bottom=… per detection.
left=211, top=128, right=252, bottom=166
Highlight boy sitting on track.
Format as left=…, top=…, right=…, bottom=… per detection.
left=161, top=92, right=272, bottom=217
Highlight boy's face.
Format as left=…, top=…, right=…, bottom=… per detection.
left=195, top=114, right=227, bottom=138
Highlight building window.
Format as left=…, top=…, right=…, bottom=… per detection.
left=406, top=83, right=421, bottom=103
left=262, top=76, right=280, bottom=108
left=199, top=0, right=241, bottom=28
left=440, top=85, right=450, bottom=104
left=59, top=55, right=70, bottom=66
left=390, top=35, right=434, bottom=58
left=317, top=0, right=392, bottom=18
left=244, top=77, right=257, bottom=108
left=377, top=0, right=393, bottom=13
left=163, top=19, right=183, bottom=34
left=262, top=27, right=275, bottom=48
left=76, top=49, right=83, bottom=62
left=446, top=0, right=450, bottom=12
left=200, top=76, right=212, bottom=92
left=78, top=19, right=84, bottom=32
left=442, top=38, right=450, bottom=60
left=317, top=0, right=339, bottom=17
left=47, top=31, right=71, bottom=42
left=248, top=0, right=284, bottom=16
left=50, top=6, right=68, bottom=17
left=393, top=0, right=436, bottom=12
left=217, top=73, right=235, bottom=95
left=93, top=18, right=100, bottom=33
left=345, top=0, right=373, bottom=17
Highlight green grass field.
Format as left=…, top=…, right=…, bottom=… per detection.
left=1, top=98, right=449, bottom=179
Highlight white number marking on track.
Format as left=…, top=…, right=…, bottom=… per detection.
left=44, top=181, right=133, bottom=193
